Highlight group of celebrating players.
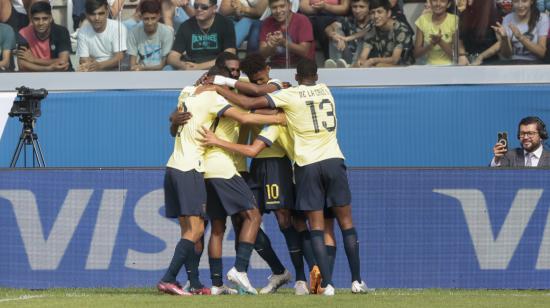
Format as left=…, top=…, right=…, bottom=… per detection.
left=158, top=52, right=369, bottom=296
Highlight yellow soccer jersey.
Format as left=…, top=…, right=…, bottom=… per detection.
left=166, top=87, right=232, bottom=172
left=203, top=103, right=246, bottom=179
left=266, top=83, right=344, bottom=166
left=256, top=125, right=295, bottom=161
left=233, top=125, right=249, bottom=173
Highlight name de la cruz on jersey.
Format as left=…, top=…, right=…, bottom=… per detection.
left=298, top=87, right=331, bottom=99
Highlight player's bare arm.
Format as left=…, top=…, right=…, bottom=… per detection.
left=215, top=85, right=271, bottom=110
left=198, top=126, right=267, bottom=157
left=222, top=106, right=285, bottom=126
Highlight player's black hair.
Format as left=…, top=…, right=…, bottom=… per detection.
left=206, top=65, right=231, bottom=78
left=296, top=59, right=317, bottom=78
left=240, top=54, right=268, bottom=78
left=215, top=51, right=239, bottom=68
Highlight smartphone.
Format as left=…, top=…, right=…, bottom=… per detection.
left=497, top=132, right=508, bottom=150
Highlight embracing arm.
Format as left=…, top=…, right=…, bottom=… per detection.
left=200, top=126, right=267, bottom=157
left=216, top=85, right=271, bottom=109
left=222, top=107, right=285, bottom=126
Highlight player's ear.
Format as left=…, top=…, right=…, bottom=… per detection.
left=294, top=74, right=299, bottom=82
left=314, top=74, right=318, bottom=82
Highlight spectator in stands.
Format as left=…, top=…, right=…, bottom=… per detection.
left=73, top=0, right=127, bottom=30
left=458, top=0, right=501, bottom=65
left=497, top=0, right=513, bottom=18
left=491, top=116, right=550, bottom=167
left=77, top=0, right=128, bottom=71
left=259, top=0, right=315, bottom=68
left=16, top=2, right=72, bottom=71
left=0, top=23, right=15, bottom=71
left=537, top=0, right=550, bottom=13
left=354, top=0, right=414, bottom=67
left=492, top=0, right=548, bottom=64
left=299, top=0, right=350, bottom=60
left=219, top=0, right=267, bottom=52
left=1, top=0, right=53, bottom=33
left=127, top=0, right=173, bottom=70
left=160, top=0, right=196, bottom=31
left=389, top=0, right=412, bottom=31
left=166, top=0, right=236, bottom=70
left=414, top=0, right=458, bottom=65
left=324, top=0, right=372, bottom=68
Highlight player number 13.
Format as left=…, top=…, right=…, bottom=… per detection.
left=305, top=99, right=336, bottom=133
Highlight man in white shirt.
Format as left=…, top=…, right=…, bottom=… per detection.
left=76, top=0, right=127, bottom=71
left=491, top=116, right=550, bottom=167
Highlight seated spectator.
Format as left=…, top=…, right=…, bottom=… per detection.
left=354, top=0, right=414, bottom=67
left=537, top=0, right=549, bottom=13
left=0, top=23, right=15, bottom=71
left=160, top=0, right=196, bottom=31
left=493, top=0, right=548, bottom=64
left=77, top=0, right=128, bottom=71
left=16, top=2, right=72, bottom=71
left=219, top=0, right=267, bottom=52
left=128, top=0, right=173, bottom=70
left=389, top=0, right=412, bottom=31
left=73, top=0, right=127, bottom=31
left=497, top=0, right=513, bottom=18
left=166, top=0, right=236, bottom=70
left=324, top=0, right=372, bottom=68
left=491, top=116, right=550, bottom=167
left=1, top=0, right=53, bottom=33
left=299, top=0, right=350, bottom=59
left=414, top=0, right=458, bottom=65
left=458, top=0, right=501, bottom=65
left=259, top=0, right=315, bottom=68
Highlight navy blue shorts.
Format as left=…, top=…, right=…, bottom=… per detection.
left=248, top=156, right=295, bottom=213
left=294, top=158, right=351, bottom=212
left=163, top=167, right=207, bottom=218
left=205, top=176, right=257, bottom=220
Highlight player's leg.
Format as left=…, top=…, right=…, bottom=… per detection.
left=305, top=210, right=334, bottom=295
left=325, top=158, right=369, bottom=293
left=292, top=214, right=318, bottom=294
left=274, top=208, right=306, bottom=294
left=158, top=168, right=206, bottom=296
left=324, top=214, right=337, bottom=278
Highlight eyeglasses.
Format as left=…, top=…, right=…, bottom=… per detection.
left=519, top=131, right=539, bottom=138
left=193, top=3, right=212, bottom=10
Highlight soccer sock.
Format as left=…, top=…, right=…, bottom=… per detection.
left=342, top=227, right=362, bottom=282
left=310, top=230, right=333, bottom=287
left=299, top=230, right=317, bottom=271
left=281, top=226, right=306, bottom=281
left=209, top=257, right=223, bottom=287
left=235, top=241, right=254, bottom=272
left=326, top=245, right=337, bottom=278
left=254, top=229, right=285, bottom=275
left=161, top=238, right=194, bottom=283
left=186, top=243, right=204, bottom=289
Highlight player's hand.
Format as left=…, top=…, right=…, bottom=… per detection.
left=170, top=111, right=193, bottom=126
left=275, top=109, right=287, bottom=126
left=197, top=125, right=219, bottom=146
left=493, top=142, right=508, bottom=163
left=200, top=74, right=214, bottom=85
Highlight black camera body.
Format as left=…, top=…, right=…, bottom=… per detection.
left=8, top=86, right=48, bottom=119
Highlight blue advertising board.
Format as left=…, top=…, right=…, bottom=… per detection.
left=1, top=168, right=550, bottom=289
left=1, top=85, right=550, bottom=167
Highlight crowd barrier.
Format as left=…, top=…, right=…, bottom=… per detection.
left=1, top=84, right=550, bottom=167
left=1, top=168, right=550, bottom=289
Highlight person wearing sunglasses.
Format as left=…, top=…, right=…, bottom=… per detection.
left=491, top=116, right=550, bottom=167
left=166, top=0, right=237, bottom=70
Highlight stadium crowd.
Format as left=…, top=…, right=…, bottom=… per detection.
left=0, top=0, right=549, bottom=71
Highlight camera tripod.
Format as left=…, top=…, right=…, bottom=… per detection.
left=10, top=116, right=46, bottom=168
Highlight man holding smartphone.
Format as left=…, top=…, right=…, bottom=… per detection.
left=491, top=116, right=550, bottom=167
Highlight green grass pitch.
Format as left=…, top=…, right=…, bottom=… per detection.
left=2, top=288, right=550, bottom=308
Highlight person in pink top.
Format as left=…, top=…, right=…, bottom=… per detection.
left=259, top=0, right=315, bottom=68
left=16, top=1, right=72, bottom=71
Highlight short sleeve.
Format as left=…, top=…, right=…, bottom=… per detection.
left=161, top=26, right=174, bottom=57
left=221, top=16, right=236, bottom=50
left=127, top=29, right=138, bottom=56
left=296, top=14, right=314, bottom=44
left=266, top=89, right=292, bottom=109
left=112, top=23, right=127, bottom=52
left=76, top=29, right=90, bottom=58
left=2, top=26, right=16, bottom=50
left=172, top=24, right=188, bottom=53
left=257, top=125, right=281, bottom=146
left=259, top=19, right=272, bottom=43
left=211, top=94, right=232, bottom=117
left=55, top=26, right=72, bottom=54
left=537, top=14, right=549, bottom=37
